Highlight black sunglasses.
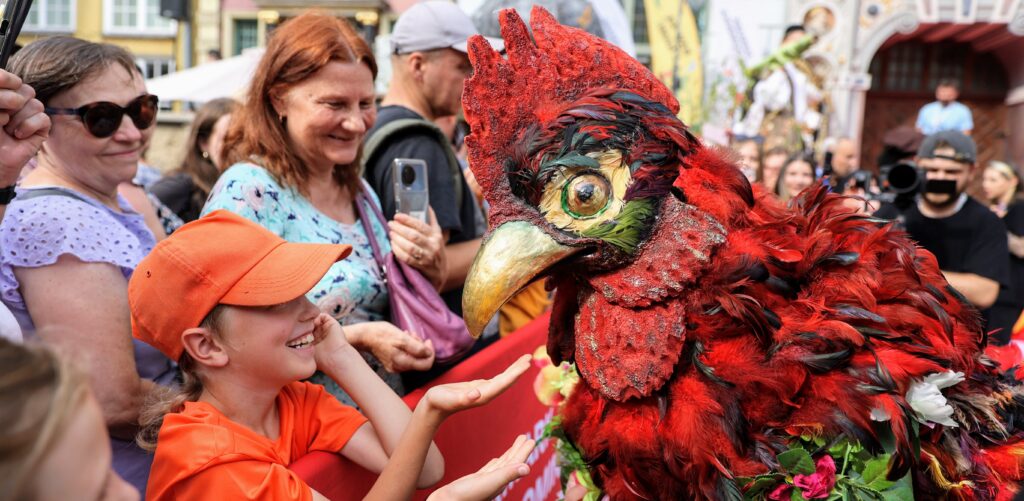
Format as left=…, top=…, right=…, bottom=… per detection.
left=45, top=94, right=159, bottom=138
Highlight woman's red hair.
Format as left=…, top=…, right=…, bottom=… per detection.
left=221, top=11, right=377, bottom=196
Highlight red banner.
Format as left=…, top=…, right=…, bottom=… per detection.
left=290, top=313, right=562, bottom=501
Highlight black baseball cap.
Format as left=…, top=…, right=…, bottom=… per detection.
left=917, top=130, right=976, bottom=164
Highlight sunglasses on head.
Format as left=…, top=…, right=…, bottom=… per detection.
left=44, top=94, right=159, bottom=138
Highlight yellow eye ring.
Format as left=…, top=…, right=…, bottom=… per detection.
left=561, top=172, right=612, bottom=219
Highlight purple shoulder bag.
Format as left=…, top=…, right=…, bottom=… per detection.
left=354, top=192, right=474, bottom=364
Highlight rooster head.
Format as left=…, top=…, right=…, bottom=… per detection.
left=461, top=8, right=755, bottom=372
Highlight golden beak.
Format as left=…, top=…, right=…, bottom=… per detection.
left=462, top=221, right=582, bottom=337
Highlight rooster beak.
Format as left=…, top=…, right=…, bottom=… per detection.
left=462, top=221, right=582, bottom=337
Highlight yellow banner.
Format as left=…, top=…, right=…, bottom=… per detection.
left=644, top=0, right=703, bottom=126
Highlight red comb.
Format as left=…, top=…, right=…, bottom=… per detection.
left=462, top=6, right=678, bottom=198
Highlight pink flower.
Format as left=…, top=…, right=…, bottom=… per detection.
left=793, top=455, right=837, bottom=499
left=768, top=483, right=792, bottom=500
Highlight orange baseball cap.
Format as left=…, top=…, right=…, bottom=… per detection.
left=129, top=210, right=352, bottom=361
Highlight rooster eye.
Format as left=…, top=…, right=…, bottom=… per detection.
left=562, top=172, right=612, bottom=219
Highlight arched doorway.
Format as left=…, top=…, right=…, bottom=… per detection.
left=862, top=24, right=1011, bottom=171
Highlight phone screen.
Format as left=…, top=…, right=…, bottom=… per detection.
left=392, top=158, right=429, bottom=223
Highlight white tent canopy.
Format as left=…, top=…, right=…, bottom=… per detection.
left=145, top=48, right=264, bottom=104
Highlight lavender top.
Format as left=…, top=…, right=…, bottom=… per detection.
left=0, top=185, right=176, bottom=496
left=0, top=187, right=152, bottom=327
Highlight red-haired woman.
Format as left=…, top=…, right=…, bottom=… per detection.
left=203, top=11, right=445, bottom=402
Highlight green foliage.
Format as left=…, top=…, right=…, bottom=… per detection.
left=778, top=449, right=816, bottom=475
left=736, top=436, right=915, bottom=501
left=580, top=198, right=657, bottom=252
left=542, top=416, right=603, bottom=501
left=543, top=416, right=917, bottom=501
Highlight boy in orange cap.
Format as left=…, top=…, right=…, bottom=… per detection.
left=130, top=210, right=533, bottom=500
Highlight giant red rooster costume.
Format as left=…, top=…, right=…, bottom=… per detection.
left=460, top=7, right=1024, bottom=500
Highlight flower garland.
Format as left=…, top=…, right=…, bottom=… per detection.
left=737, top=436, right=915, bottom=500
left=534, top=345, right=960, bottom=501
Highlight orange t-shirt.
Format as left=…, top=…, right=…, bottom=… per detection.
left=146, top=381, right=367, bottom=500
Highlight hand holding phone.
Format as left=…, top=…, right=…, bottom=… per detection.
left=393, top=158, right=429, bottom=223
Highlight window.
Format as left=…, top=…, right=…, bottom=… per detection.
left=137, top=57, right=175, bottom=110
left=233, top=19, right=258, bottom=56
left=869, top=40, right=1007, bottom=98
left=24, top=0, right=75, bottom=32
left=137, top=57, right=175, bottom=79
left=632, top=0, right=648, bottom=45
left=104, top=0, right=176, bottom=36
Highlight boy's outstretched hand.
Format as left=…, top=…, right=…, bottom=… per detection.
left=427, top=435, right=535, bottom=501
left=423, top=354, right=531, bottom=418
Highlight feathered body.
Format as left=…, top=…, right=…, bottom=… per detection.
left=461, top=8, right=1024, bottom=500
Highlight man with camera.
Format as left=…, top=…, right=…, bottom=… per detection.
left=875, top=131, right=1008, bottom=318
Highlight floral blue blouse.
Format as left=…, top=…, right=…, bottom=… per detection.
left=203, top=163, right=402, bottom=399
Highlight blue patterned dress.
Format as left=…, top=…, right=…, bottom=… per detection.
left=203, top=163, right=403, bottom=401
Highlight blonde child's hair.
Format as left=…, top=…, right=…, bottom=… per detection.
left=0, top=339, right=89, bottom=500
left=137, top=306, right=224, bottom=452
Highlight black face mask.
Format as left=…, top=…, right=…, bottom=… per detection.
left=924, top=179, right=958, bottom=195
left=923, top=179, right=959, bottom=207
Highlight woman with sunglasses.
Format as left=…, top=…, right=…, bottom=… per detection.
left=0, top=37, right=175, bottom=496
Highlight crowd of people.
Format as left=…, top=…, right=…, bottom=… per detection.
left=0, top=1, right=1021, bottom=500
left=729, top=72, right=1024, bottom=345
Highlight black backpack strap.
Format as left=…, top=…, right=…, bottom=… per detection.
left=361, top=118, right=463, bottom=210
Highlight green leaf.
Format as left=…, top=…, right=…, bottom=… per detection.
left=838, top=483, right=851, bottom=501
left=872, top=422, right=897, bottom=455
left=778, top=448, right=816, bottom=475
left=880, top=473, right=914, bottom=501
left=740, top=475, right=785, bottom=496
left=860, top=456, right=894, bottom=491
left=791, top=489, right=809, bottom=501
left=850, top=484, right=885, bottom=500
left=910, top=420, right=921, bottom=460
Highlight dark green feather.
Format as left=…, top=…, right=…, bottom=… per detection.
left=580, top=198, right=656, bottom=252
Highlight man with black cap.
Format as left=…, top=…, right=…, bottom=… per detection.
left=363, top=1, right=504, bottom=323
left=875, top=130, right=1008, bottom=320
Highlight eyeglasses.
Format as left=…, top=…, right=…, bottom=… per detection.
left=44, top=94, right=159, bottom=138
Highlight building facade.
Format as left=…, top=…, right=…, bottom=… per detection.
left=20, top=0, right=180, bottom=80
left=218, top=0, right=383, bottom=58
left=787, top=0, right=1024, bottom=168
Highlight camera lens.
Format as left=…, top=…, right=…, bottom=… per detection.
left=885, top=163, right=921, bottom=194
left=401, top=165, right=416, bottom=186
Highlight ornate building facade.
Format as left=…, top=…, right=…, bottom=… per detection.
left=788, top=0, right=1024, bottom=167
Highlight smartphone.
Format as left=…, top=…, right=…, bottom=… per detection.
left=392, top=158, right=429, bottom=223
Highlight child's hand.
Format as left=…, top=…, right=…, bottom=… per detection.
left=426, top=435, right=535, bottom=501
left=312, top=313, right=355, bottom=369
left=423, top=354, right=531, bottom=418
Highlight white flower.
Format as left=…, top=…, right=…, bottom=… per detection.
left=905, top=370, right=964, bottom=427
